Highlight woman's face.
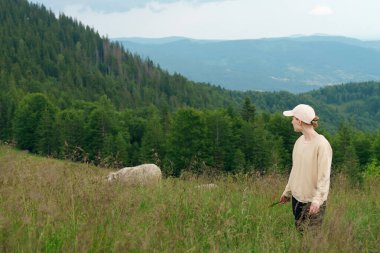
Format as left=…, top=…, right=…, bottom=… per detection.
left=291, top=117, right=302, bottom=132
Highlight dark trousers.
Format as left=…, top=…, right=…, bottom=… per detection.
left=292, top=196, right=326, bottom=232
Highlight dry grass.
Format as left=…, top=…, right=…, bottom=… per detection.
left=0, top=145, right=379, bottom=252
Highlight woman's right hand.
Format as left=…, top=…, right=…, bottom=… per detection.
left=280, top=195, right=290, bottom=204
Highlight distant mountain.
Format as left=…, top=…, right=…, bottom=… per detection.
left=115, top=36, right=380, bottom=93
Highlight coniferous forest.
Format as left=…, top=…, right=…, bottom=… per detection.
left=0, top=0, right=379, bottom=181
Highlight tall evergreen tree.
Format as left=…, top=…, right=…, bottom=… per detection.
left=204, top=109, right=234, bottom=171
left=371, top=132, right=380, bottom=162
left=166, top=108, right=208, bottom=176
left=13, top=93, right=58, bottom=153
left=36, top=106, right=60, bottom=156
left=333, top=122, right=355, bottom=169
left=140, top=113, right=165, bottom=166
left=85, top=96, right=119, bottom=163
left=58, top=109, right=87, bottom=161
left=267, top=113, right=298, bottom=170
left=353, top=132, right=372, bottom=166
left=251, top=118, right=271, bottom=174
left=231, top=149, right=246, bottom=172
left=241, top=97, right=256, bottom=123
left=0, top=90, right=18, bottom=142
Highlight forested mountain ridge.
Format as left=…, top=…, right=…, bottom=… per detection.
left=0, top=0, right=379, bottom=178
left=305, top=82, right=380, bottom=131
left=0, top=0, right=236, bottom=110
left=245, top=82, right=380, bottom=132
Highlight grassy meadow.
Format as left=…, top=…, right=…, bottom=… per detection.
left=0, top=145, right=379, bottom=252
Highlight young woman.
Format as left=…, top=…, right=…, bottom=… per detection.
left=279, top=104, right=333, bottom=232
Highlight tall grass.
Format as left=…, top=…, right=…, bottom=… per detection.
left=0, top=145, right=379, bottom=252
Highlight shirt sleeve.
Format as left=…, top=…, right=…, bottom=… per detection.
left=312, top=140, right=333, bottom=206
left=282, top=165, right=293, bottom=197
left=282, top=182, right=292, bottom=198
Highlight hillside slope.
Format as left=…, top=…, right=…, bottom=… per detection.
left=0, top=0, right=237, bottom=110
left=0, top=145, right=379, bottom=252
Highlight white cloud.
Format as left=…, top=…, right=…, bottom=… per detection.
left=309, top=5, right=334, bottom=16
left=63, top=0, right=254, bottom=39
left=44, top=0, right=380, bottom=40
left=29, top=0, right=223, bottom=13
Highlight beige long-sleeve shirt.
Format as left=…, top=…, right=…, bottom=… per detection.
left=282, top=134, right=333, bottom=207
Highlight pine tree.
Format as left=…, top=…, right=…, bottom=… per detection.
left=204, top=110, right=233, bottom=171
left=13, top=93, right=58, bottom=153
left=333, top=122, right=354, bottom=169
left=85, top=96, right=119, bottom=163
left=140, top=113, right=165, bottom=166
left=239, top=121, right=256, bottom=170
left=372, top=132, right=380, bottom=162
left=241, top=97, right=256, bottom=123
left=0, top=89, right=18, bottom=142
left=353, top=132, right=372, bottom=166
left=251, top=118, right=271, bottom=174
left=166, top=108, right=208, bottom=176
left=113, top=131, right=130, bottom=166
left=36, top=106, right=60, bottom=156
left=267, top=113, right=298, bottom=171
left=231, top=149, right=246, bottom=172
left=58, top=109, right=86, bottom=161
left=333, top=122, right=362, bottom=186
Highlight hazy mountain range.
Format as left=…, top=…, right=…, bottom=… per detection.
left=114, top=36, right=380, bottom=93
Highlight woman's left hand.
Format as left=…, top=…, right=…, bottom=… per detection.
left=309, top=203, right=320, bottom=214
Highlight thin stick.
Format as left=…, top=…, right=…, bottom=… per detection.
left=268, top=201, right=281, bottom=208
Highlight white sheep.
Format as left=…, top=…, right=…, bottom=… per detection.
left=107, top=164, right=162, bottom=186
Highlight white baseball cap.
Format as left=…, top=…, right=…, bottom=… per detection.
left=283, top=104, right=316, bottom=124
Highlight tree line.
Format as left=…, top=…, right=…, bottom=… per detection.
left=1, top=93, right=378, bottom=182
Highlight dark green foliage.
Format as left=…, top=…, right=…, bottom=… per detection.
left=241, top=97, right=256, bottom=123
left=250, top=118, right=271, bottom=174
left=36, top=106, right=60, bottom=156
left=204, top=110, right=234, bottom=171
left=353, top=133, right=372, bottom=166
left=58, top=109, right=86, bottom=161
left=332, top=123, right=364, bottom=186
left=13, top=93, right=59, bottom=154
left=119, top=108, right=148, bottom=165
left=332, top=123, right=355, bottom=169
left=140, top=110, right=165, bottom=165
left=372, top=132, right=380, bottom=162
left=231, top=149, right=246, bottom=172
left=303, top=82, right=380, bottom=132
left=345, top=145, right=363, bottom=187
left=85, top=96, right=124, bottom=165
left=267, top=113, right=299, bottom=170
left=0, top=90, right=18, bottom=141
left=166, top=108, right=209, bottom=176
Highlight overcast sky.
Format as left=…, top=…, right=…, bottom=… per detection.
left=28, top=0, right=380, bottom=40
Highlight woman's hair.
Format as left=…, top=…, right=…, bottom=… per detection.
left=301, top=116, right=319, bottom=128
left=310, top=116, right=319, bottom=128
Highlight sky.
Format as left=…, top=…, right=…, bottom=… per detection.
left=28, top=0, right=380, bottom=40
